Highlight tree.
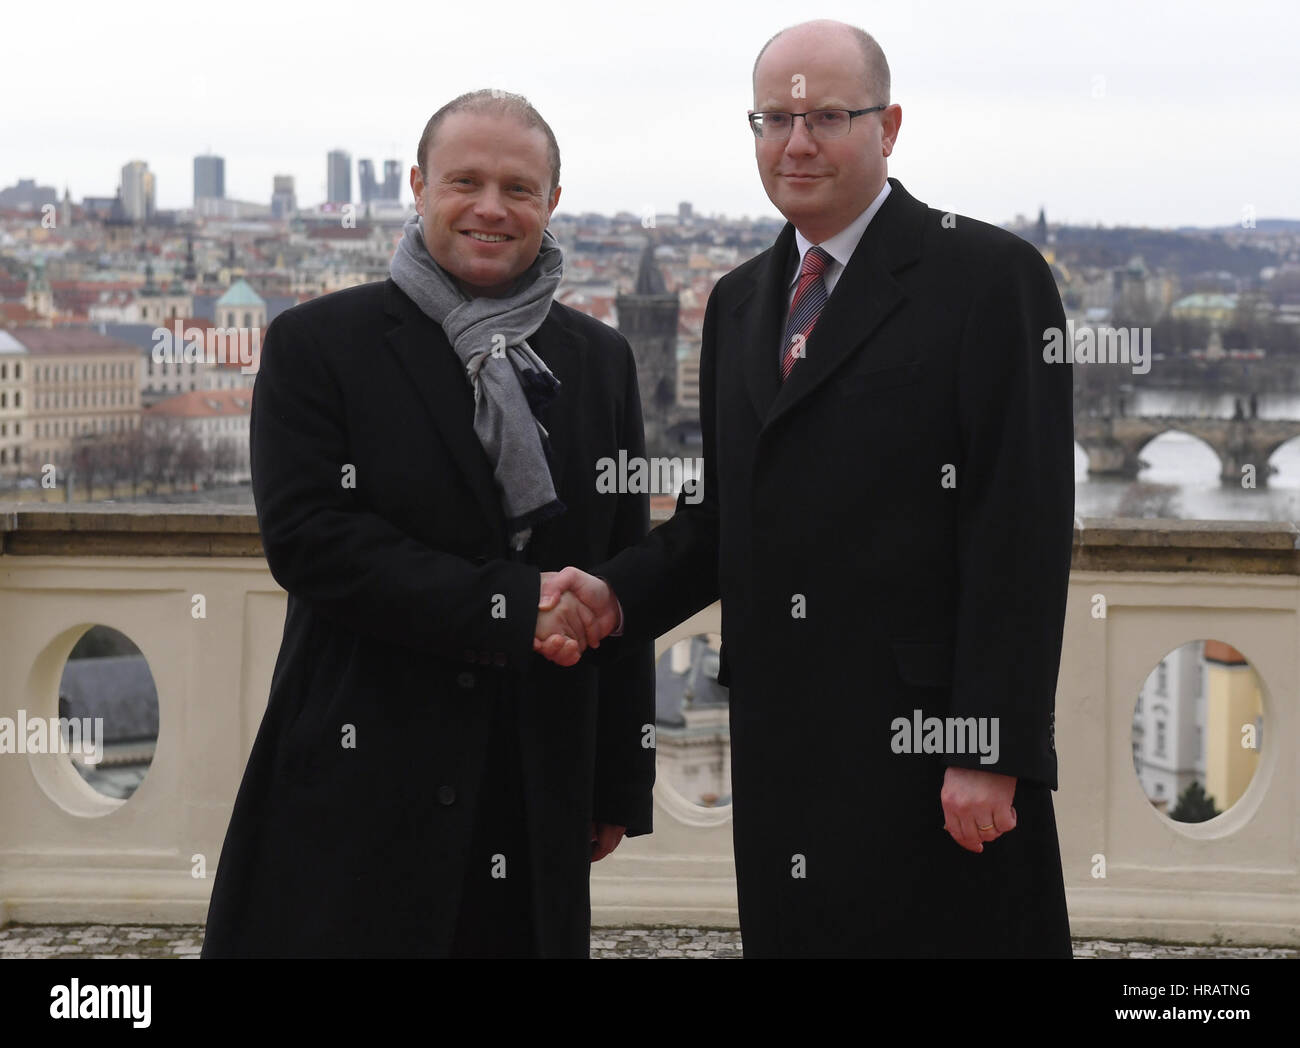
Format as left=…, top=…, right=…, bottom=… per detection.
left=210, top=437, right=239, bottom=484
left=1170, top=780, right=1220, bottom=823
left=143, top=418, right=181, bottom=493
left=176, top=430, right=206, bottom=487
left=110, top=428, right=147, bottom=498
left=70, top=434, right=112, bottom=500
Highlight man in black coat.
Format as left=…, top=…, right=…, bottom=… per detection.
left=201, top=91, right=654, bottom=958
left=540, top=20, right=1075, bottom=957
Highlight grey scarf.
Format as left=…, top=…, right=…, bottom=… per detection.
left=390, top=213, right=565, bottom=550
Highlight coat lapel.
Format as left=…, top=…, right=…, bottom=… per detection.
left=738, top=223, right=796, bottom=423
left=760, top=177, right=927, bottom=433
left=383, top=278, right=505, bottom=535
left=525, top=307, right=583, bottom=499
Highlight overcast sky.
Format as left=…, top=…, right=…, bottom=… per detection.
left=3, top=0, right=1296, bottom=228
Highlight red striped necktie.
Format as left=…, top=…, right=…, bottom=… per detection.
left=781, top=244, right=832, bottom=381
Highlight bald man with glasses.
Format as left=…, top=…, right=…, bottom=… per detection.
left=541, top=19, right=1075, bottom=958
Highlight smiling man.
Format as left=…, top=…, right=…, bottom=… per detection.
left=414, top=105, right=552, bottom=297
left=539, top=21, right=1076, bottom=957
left=200, top=91, right=655, bottom=958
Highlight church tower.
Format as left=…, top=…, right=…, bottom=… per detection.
left=183, top=235, right=198, bottom=283
left=616, top=239, right=680, bottom=457
left=24, top=260, right=53, bottom=318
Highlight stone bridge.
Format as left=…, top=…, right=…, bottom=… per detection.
left=1075, top=415, right=1300, bottom=486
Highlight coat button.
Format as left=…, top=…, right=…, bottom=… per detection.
left=457, top=671, right=476, bottom=689
left=437, top=785, right=456, bottom=805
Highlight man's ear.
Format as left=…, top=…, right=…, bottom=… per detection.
left=881, top=104, right=902, bottom=157
left=547, top=184, right=562, bottom=221
left=409, top=164, right=425, bottom=209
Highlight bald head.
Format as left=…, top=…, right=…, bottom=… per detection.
left=752, top=20, right=890, bottom=106
left=748, top=18, right=902, bottom=245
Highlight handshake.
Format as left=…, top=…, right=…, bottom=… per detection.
left=533, top=568, right=621, bottom=667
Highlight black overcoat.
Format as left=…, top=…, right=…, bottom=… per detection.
left=602, top=178, right=1075, bottom=958
left=201, top=278, right=655, bottom=958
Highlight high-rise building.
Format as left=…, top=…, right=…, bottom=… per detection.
left=327, top=150, right=351, bottom=205
left=383, top=160, right=402, bottom=201
left=0, top=179, right=57, bottom=211
left=120, top=161, right=155, bottom=222
left=271, top=174, right=297, bottom=220
left=194, top=155, right=225, bottom=205
left=359, top=159, right=377, bottom=204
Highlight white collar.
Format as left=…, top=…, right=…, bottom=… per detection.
left=790, top=180, right=892, bottom=283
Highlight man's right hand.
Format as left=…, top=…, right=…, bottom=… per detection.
left=533, top=590, right=596, bottom=668
left=535, top=568, right=621, bottom=662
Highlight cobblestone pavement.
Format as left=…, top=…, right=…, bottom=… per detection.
left=0, top=925, right=1296, bottom=959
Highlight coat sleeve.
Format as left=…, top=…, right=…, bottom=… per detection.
left=943, top=236, right=1075, bottom=789
left=592, top=338, right=657, bottom=836
left=250, top=308, right=540, bottom=664
left=596, top=283, right=723, bottom=642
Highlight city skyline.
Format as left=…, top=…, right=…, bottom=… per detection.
left=3, top=0, right=1296, bottom=228
left=5, top=146, right=1297, bottom=231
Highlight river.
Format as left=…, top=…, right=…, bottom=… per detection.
left=1074, top=391, right=1300, bottom=522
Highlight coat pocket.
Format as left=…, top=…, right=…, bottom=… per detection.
left=835, top=361, right=923, bottom=397
left=277, top=615, right=323, bottom=743
left=890, top=639, right=955, bottom=688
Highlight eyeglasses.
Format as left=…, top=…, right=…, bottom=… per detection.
left=748, top=106, right=887, bottom=141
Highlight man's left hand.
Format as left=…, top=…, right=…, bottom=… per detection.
left=940, top=767, right=1017, bottom=854
left=590, top=822, right=626, bottom=862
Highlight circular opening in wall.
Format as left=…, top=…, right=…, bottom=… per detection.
left=1130, top=639, right=1263, bottom=824
left=57, top=625, right=160, bottom=802
left=654, top=632, right=730, bottom=809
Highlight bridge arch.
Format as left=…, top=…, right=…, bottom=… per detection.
left=1264, top=434, right=1300, bottom=486
left=1074, top=414, right=1300, bottom=487
left=1131, top=428, right=1223, bottom=484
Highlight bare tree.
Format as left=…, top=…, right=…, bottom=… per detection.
left=143, top=418, right=182, bottom=494
left=110, top=428, right=148, bottom=498
left=211, top=438, right=239, bottom=485
left=176, top=430, right=206, bottom=488
left=70, top=435, right=105, bottom=500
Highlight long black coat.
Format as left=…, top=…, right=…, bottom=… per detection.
left=602, top=178, right=1075, bottom=958
left=201, top=278, right=655, bottom=958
